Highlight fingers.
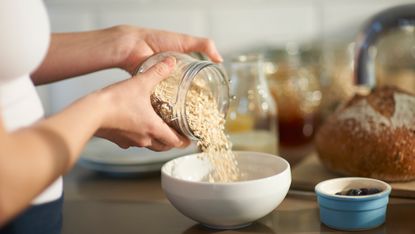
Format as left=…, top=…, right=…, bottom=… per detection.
left=181, top=36, right=223, bottom=63
left=138, top=56, right=176, bottom=91
left=154, top=129, right=191, bottom=149
left=125, top=127, right=190, bottom=151
left=148, top=118, right=191, bottom=148
left=122, top=116, right=191, bottom=150
left=147, top=139, right=172, bottom=152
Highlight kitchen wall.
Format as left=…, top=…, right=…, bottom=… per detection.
left=40, top=0, right=415, bottom=114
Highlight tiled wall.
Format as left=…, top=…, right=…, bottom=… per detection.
left=40, top=0, right=415, bottom=114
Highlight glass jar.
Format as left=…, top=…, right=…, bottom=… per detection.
left=319, top=42, right=355, bottom=121
left=266, top=45, right=321, bottom=154
left=136, top=51, right=230, bottom=140
left=376, top=27, right=415, bottom=93
left=225, top=54, right=278, bottom=154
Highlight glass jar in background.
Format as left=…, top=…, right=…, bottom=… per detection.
left=225, top=54, right=278, bottom=154
left=318, top=42, right=356, bottom=122
left=265, top=43, right=321, bottom=161
left=376, top=27, right=415, bottom=93
left=137, top=52, right=230, bottom=140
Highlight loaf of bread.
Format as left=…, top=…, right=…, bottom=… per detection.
left=315, top=85, right=415, bottom=182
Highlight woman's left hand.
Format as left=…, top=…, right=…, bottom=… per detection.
left=113, top=25, right=223, bottom=74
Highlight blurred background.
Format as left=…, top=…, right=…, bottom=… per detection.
left=41, top=0, right=415, bottom=166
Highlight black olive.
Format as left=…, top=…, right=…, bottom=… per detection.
left=346, top=189, right=362, bottom=196
left=360, top=188, right=369, bottom=195
left=335, top=188, right=382, bottom=196
left=368, top=188, right=381, bottom=194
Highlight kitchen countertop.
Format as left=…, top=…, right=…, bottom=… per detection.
left=62, top=164, right=415, bottom=234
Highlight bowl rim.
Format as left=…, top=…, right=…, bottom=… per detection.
left=161, top=151, right=291, bottom=186
left=315, top=177, right=392, bottom=200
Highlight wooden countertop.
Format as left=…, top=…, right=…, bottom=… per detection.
left=62, top=164, right=415, bottom=234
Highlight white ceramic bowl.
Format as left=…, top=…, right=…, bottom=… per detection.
left=161, top=151, right=291, bottom=229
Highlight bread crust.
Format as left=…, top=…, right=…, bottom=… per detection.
left=315, top=85, right=415, bottom=182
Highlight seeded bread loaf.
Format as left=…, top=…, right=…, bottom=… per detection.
left=315, top=85, right=415, bottom=182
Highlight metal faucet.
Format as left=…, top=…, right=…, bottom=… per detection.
left=354, top=4, right=415, bottom=88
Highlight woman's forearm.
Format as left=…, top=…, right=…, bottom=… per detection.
left=30, top=26, right=130, bottom=85
left=31, top=25, right=224, bottom=85
left=0, top=91, right=107, bottom=225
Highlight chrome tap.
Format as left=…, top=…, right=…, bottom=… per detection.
left=354, top=4, right=415, bottom=88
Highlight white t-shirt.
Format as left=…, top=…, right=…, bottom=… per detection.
left=0, top=0, right=63, bottom=205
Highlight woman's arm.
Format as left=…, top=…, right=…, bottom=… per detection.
left=0, top=92, right=103, bottom=225
left=30, top=28, right=124, bottom=85
left=31, top=25, right=223, bottom=85
left=0, top=57, right=187, bottom=226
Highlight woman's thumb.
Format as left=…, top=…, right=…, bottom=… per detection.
left=140, top=56, right=176, bottom=89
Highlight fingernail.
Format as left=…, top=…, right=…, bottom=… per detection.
left=163, top=56, right=176, bottom=68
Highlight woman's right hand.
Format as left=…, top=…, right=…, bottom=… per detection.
left=94, top=56, right=190, bottom=151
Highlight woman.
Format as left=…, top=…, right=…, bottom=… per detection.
left=0, top=1, right=223, bottom=233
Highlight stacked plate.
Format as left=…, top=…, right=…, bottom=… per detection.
left=79, top=138, right=199, bottom=176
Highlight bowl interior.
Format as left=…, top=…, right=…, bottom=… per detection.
left=162, top=151, right=289, bottom=183
left=315, top=177, right=391, bottom=197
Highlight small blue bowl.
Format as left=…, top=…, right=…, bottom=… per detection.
left=315, top=177, right=391, bottom=231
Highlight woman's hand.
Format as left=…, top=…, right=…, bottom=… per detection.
left=31, top=25, right=223, bottom=85
left=112, top=25, right=223, bottom=74
left=94, top=56, right=190, bottom=151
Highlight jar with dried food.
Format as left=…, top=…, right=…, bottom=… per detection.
left=136, top=52, right=230, bottom=141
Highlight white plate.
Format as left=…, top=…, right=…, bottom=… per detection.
left=80, top=138, right=198, bottom=166
left=78, top=159, right=165, bottom=175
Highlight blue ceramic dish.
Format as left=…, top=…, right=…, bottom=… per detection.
left=315, top=177, right=392, bottom=231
